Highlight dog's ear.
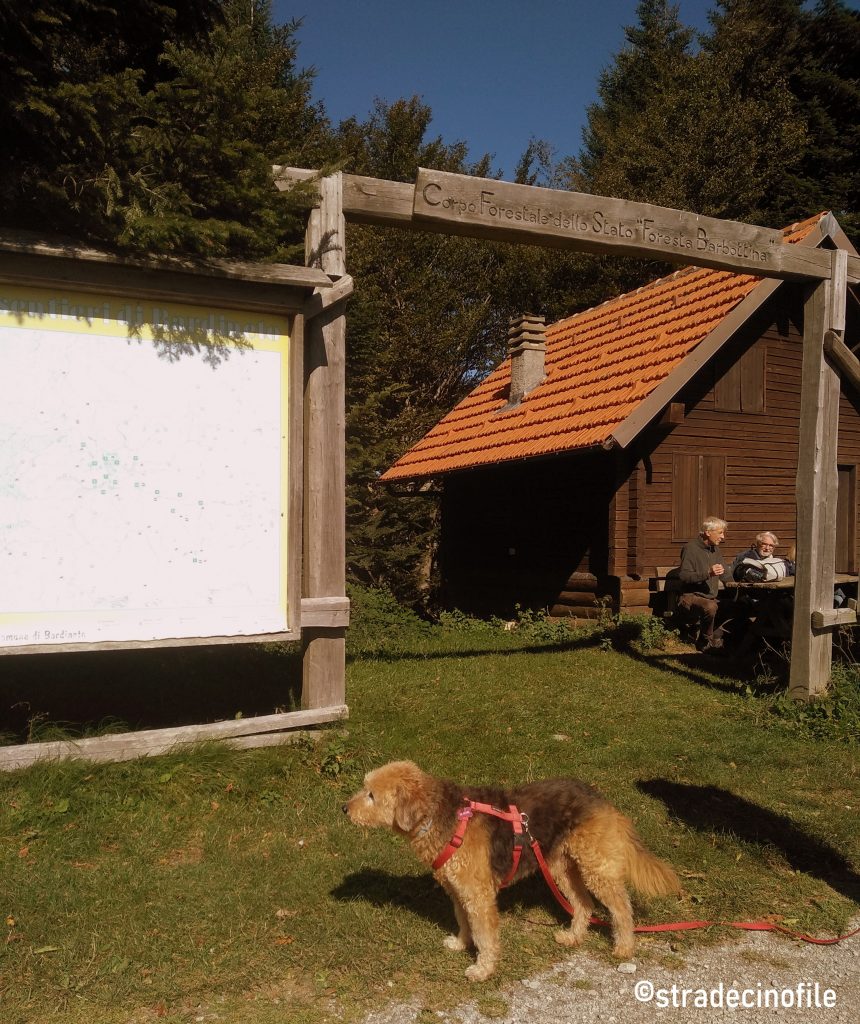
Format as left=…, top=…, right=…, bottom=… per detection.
left=393, top=793, right=426, bottom=833
left=391, top=768, right=432, bottom=833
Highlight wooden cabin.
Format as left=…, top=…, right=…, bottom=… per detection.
left=381, top=213, right=860, bottom=619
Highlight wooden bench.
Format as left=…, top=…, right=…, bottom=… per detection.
left=652, top=565, right=683, bottom=618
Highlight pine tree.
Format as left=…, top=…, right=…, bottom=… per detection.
left=0, top=0, right=222, bottom=238
left=568, top=0, right=858, bottom=239
left=340, top=100, right=498, bottom=600
left=685, top=0, right=808, bottom=225
left=573, top=0, right=695, bottom=200
left=0, top=0, right=335, bottom=257
left=791, top=0, right=860, bottom=238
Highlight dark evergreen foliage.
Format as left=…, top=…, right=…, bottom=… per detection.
left=571, top=0, right=859, bottom=242
left=0, top=0, right=334, bottom=256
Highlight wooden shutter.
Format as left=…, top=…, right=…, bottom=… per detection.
left=672, top=454, right=726, bottom=542
left=714, top=359, right=741, bottom=411
left=714, top=344, right=765, bottom=413
left=739, top=344, right=765, bottom=413
left=672, top=455, right=699, bottom=542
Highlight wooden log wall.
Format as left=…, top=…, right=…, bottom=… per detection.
left=618, top=577, right=653, bottom=616
left=440, top=452, right=612, bottom=618
left=556, top=287, right=860, bottom=621
left=634, top=292, right=860, bottom=578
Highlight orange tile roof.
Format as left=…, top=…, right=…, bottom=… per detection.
left=382, top=214, right=825, bottom=482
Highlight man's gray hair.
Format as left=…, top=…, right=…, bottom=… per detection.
left=755, top=531, right=779, bottom=546
left=701, top=516, right=728, bottom=533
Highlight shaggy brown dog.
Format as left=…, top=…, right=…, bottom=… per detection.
left=344, top=761, right=681, bottom=981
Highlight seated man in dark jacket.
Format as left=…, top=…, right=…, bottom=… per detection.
left=678, top=516, right=730, bottom=651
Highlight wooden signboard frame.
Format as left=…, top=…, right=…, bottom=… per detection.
left=0, top=235, right=351, bottom=770
left=274, top=165, right=858, bottom=703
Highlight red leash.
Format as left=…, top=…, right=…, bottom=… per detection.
left=433, top=798, right=860, bottom=946
left=592, top=913, right=860, bottom=944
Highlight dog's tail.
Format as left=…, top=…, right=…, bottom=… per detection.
left=621, top=816, right=682, bottom=897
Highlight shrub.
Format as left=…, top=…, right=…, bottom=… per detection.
left=765, top=662, right=860, bottom=744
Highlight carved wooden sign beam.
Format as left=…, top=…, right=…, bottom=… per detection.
left=411, top=169, right=834, bottom=281
left=277, top=166, right=858, bottom=284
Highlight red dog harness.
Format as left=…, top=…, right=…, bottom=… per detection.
left=432, top=797, right=558, bottom=895
left=431, top=796, right=860, bottom=946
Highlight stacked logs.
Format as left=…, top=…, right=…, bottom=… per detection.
left=549, top=573, right=654, bottom=619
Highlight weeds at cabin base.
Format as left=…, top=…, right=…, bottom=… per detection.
left=1, top=584, right=858, bottom=1024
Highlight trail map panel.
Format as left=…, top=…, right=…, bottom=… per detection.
left=0, top=286, right=291, bottom=650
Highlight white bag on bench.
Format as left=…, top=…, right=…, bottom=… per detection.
left=737, top=556, right=792, bottom=583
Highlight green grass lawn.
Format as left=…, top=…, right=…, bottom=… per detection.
left=2, top=604, right=859, bottom=1024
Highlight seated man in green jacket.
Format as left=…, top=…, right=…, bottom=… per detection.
left=678, top=516, right=730, bottom=652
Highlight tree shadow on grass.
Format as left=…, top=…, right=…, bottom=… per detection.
left=638, top=779, right=860, bottom=904
left=605, top=618, right=775, bottom=695
left=345, top=630, right=613, bottom=666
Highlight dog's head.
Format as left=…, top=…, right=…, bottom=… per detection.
left=342, top=760, right=434, bottom=834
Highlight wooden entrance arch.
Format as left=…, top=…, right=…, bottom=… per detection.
left=278, top=166, right=859, bottom=701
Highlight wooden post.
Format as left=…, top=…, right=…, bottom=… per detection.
left=789, top=251, right=847, bottom=699
left=301, top=173, right=348, bottom=710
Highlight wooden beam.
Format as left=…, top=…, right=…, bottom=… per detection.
left=275, top=169, right=417, bottom=225
left=659, top=402, right=685, bottom=426
left=823, top=330, right=860, bottom=394
left=0, top=706, right=349, bottom=772
left=276, top=169, right=860, bottom=285
left=830, top=249, right=848, bottom=332
left=0, top=630, right=300, bottom=658
left=272, top=165, right=321, bottom=191
left=342, top=174, right=416, bottom=226
left=790, top=258, right=845, bottom=699
left=410, top=169, right=834, bottom=281
left=301, top=596, right=350, bottom=628
left=811, top=608, right=858, bottom=629
left=0, top=230, right=333, bottom=286
left=0, top=253, right=329, bottom=320
left=301, top=174, right=348, bottom=711
left=303, top=274, right=354, bottom=320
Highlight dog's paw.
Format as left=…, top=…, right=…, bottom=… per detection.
left=465, top=962, right=495, bottom=982
left=554, top=928, right=585, bottom=947
left=612, top=941, right=635, bottom=960
left=443, top=934, right=468, bottom=952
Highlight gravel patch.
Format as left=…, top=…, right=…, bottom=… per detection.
left=362, top=918, right=859, bottom=1024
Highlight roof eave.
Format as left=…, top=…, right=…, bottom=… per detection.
left=606, top=215, right=852, bottom=451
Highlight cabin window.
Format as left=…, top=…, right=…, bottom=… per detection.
left=714, top=343, right=766, bottom=413
left=671, top=454, right=726, bottom=543
left=836, top=465, right=857, bottom=574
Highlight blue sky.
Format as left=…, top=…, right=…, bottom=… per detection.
left=272, top=0, right=858, bottom=181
